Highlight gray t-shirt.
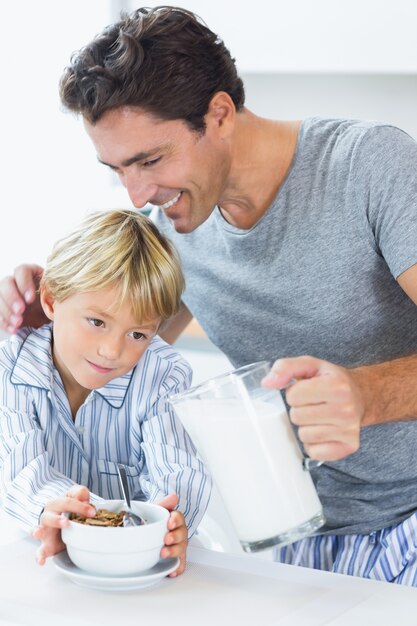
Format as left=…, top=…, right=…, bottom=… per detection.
left=153, top=117, right=417, bottom=535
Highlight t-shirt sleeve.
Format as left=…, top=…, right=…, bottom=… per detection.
left=353, top=124, right=417, bottom=279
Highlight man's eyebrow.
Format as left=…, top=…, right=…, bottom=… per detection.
left=98, top=148, right=163, bottom=169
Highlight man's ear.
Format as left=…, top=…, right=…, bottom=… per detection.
left=205, top=91, right=236, bottom=138
left=40, top=286, right=55, bottom=321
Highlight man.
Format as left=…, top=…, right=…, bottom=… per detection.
left=1, top=6, right=417, bottom=583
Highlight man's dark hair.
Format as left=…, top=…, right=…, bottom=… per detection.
left=59, top=5, right=245, bottom=132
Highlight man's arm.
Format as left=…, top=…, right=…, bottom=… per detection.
left=351, top=262, right=417, bottom=426
left=159, top=303, right=193, bottom=344
left=263, top=263, right=417, bottom=461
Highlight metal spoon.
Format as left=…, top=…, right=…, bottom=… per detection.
left=116, top=464, right=146, bottom=527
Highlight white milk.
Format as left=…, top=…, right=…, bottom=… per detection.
left=175, top=397, right=322, bottom=543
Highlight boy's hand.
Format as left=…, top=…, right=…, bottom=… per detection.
left=32, top=484, right=96, bottom=565
left=157, top=493, right=188, bottom=577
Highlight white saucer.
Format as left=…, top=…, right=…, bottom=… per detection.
left=53, top=550, right=180, bottom=591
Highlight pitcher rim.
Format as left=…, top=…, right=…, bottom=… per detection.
left=168, top=359, right=272, bottom=403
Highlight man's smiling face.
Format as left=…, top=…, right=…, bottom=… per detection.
left=84, top=106, right=232, bottom=233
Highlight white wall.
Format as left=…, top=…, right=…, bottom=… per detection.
left=120, top=0, right=417, bottom=73
left=243, top=73, right=417, bottom=139
left=0, top=0, right=123, bottom=276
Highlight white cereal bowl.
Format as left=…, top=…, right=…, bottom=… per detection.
left=61, top=499, right=169, bottom=576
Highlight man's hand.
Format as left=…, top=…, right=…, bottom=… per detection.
left=32, top=484, right=96, bottom=565
left=0, top=264, right=46, bottom=333
left=157, top=494, right=188, bottom=577
left=262, top=356, right=365, bottom=462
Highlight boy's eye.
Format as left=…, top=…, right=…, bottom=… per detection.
left=130, top=331, right=145, bottom=341
left=88, top=318, right=104, bottom=328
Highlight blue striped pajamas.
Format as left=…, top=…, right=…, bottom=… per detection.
left=275, top=511, right=417, bottom=586
left=0, top=325, right=211, bottom=536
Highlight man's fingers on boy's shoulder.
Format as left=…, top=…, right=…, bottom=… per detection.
left=0, top=276, right=24, bottom=329
left=14, top=264, right=44, bottom=303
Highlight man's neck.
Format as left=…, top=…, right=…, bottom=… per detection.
left=218, top=110, right=301, bottom=229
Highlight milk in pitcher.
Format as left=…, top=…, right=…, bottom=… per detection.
left=176, top=397, right=324, bottom=549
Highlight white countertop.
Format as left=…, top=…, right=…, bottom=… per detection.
left=0, top=521, right=416, bottom=626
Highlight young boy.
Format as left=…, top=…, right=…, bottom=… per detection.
left=0, top=209, right=211, bottom=576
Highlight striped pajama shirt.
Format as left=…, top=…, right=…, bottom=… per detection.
left=0, top=324, right=211, bottom=536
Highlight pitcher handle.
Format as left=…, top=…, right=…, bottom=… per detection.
left=303, top=457, right=324, bottom=471
left=281, top=378, right=324, bottom=472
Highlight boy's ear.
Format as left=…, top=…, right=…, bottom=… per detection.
left=40, top=286, right=55, bottom=321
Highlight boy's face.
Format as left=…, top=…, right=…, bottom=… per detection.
left=41, top=286, right=160, bottom=393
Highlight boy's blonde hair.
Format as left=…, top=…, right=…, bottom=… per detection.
left=40, top=209, right=184, bottom=323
